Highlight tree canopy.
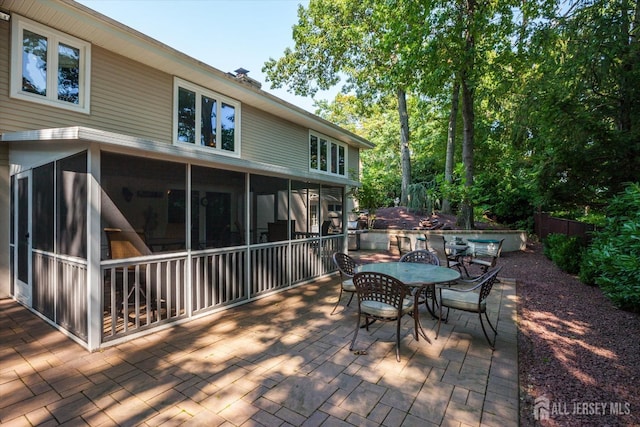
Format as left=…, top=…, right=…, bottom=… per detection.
left=265, top=0, right=640, bottom=230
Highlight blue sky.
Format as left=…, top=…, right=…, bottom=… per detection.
left=76, top=0, right=338, bottom=112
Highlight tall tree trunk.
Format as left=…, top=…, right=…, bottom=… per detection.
left=457, top=0, right=476, bottom=230
left=397, top=88, right=411, bottom=206
left=458, top=78, right=475, bottom=229
left=442, top=80, right=460, bottom=214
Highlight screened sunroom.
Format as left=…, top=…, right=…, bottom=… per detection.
left=8, top=128, right=351, bottom=351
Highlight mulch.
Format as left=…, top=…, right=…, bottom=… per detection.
left=514, top=243, right=640, bottom=426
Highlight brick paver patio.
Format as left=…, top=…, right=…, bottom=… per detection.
left=0, top=271, right=518, bottom=426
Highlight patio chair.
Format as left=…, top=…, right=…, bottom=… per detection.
left=104, top=228, right=151, bottom=259
left=468, top=239, right=504, bottom=275
left=331, top=252, right=358, bottom=314
left=350, top=271, right=414, bottom=362
left=399, top=249, right=440, bottom=266
left=395, top=235, right=412, bottom=256
left=104, top=228, right=158, bottom=316
left=426, top=235, right=467, bottom=276
left=399, top=249, right=440, bottom=314
left=436, top=266, right=502, bottom=349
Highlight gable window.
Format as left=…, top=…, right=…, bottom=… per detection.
left=309, top=132, right=346, bottom=176
left=11, top=15, right=91, bottom=113
left=174, top=78, right=240, bottom=155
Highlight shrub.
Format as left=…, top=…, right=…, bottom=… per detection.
left=579, top=183, right=640, bottom=311
left=543, top=233, right=583, bottom=274
left=578, top=249, right=600, bottom=286
left=407, top=181, right=439, bottom=215
left=351, top=181, right=394, bottom=211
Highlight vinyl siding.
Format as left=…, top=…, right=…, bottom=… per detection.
left=89, top=47, right=172, bottom=142
left=0, top=20, right=12, bottom=132
left=241, top=105, right=361, bottom=180
left=0, top=19, right=172, bottom=143
left=0, top=67, right=9, bottom=262
left=1, top=17, right=362, bottom=181
left=241, top=104, right=309, bottom=171
left=348, top=145, right=360, bottom=178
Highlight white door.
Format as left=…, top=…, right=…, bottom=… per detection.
left=14, top=171, right=32, bottom=307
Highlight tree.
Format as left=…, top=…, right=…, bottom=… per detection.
left=512, top=0, right=640, bottom=212
left=459, top=0, right=477, bottom=229
left=263, top=0, right=437, bottom=205
left=266, top=0, right=569, bottom=229
left=316, top=94, right=404, bottom=209
left=317, top=93, right=446, bottom=211
left=420, top=0, right=525, bottom=228
left=442, top=81, right=460, bottom=214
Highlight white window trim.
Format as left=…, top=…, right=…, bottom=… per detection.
left=10, top=15, right=91, bottom=114
left=309, top=131, right=347, bottom=177
left=173, top=78, right=241, bottom=158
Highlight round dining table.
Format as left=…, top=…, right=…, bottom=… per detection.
left=356, top=262, right=461, bottom=342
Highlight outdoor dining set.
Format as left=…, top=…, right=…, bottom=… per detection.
left=332, top=236, right=504, bottom=361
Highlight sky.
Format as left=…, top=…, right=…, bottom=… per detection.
left=76, top=0, right=339, bottom=113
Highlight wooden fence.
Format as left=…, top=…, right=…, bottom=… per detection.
left=534, top=212, right=596, bottom=244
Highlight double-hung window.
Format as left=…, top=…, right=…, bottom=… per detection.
left=309, top=132, right=346, bottom=176
left=11, top=15, right=91, bottom=113
left=174, top=78, right=240, bottom=156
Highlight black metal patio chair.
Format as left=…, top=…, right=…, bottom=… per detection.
left=331, top=252, right=358, bottom=314
left=436, top=266, right=502, bottom=349
left=350, top=271, right=414, bottom=362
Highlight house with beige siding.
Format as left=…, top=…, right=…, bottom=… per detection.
left=0, top=0, right=373, bottom=351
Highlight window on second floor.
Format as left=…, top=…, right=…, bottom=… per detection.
left=309, top=132, right=346, bottom=176
left=174, top=78, right=241, bottom=156
left=11, top=15, right=91, bottom=114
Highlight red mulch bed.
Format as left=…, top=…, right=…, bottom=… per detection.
left=515, top=243, right=640, bottom=426
left=361, top=208, right=640, bottom=426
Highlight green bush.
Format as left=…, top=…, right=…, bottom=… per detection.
left=407, top=181, right=439, bottom=215
left=578, top=249, right=600, bottom=286
left=351, top=181, right=394, bottom=211
left=543, top=233, right=583, bottom=274
left=579, top=183, right=640, bottom=311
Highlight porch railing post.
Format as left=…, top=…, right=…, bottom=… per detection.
left=86, top=147, right=102, bottom=351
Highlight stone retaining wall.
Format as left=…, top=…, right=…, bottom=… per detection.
left=357, top=229, right=527, bottom=252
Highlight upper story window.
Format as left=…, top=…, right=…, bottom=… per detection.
left=10, top=15, right=91, bottom=114
left=310, top=132, right=346, bottom=176
left=174, top=78, right=241, bottom=156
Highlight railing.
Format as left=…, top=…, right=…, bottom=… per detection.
left=102, top=252, right=188, bottom=341
left=100, top=235, right=344, bottom=343
left=250, top=241, right=289, bottom=295
left=33, top=251, right=88, bottom=341
left=290, top=239, right=321, bottom=283
left=290, top=235, right=342, bottom=283
left=192, top=247, right=248, bottom=314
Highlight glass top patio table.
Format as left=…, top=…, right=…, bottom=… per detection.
left=355, top=262, right=461, bottom=342
left=356, top=262, right=460, bottom=285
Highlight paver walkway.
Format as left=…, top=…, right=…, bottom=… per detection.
left=0, top=272, right=518, bottom=426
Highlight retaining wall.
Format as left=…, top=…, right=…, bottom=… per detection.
left=357, top=229, right=527, bottom=253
